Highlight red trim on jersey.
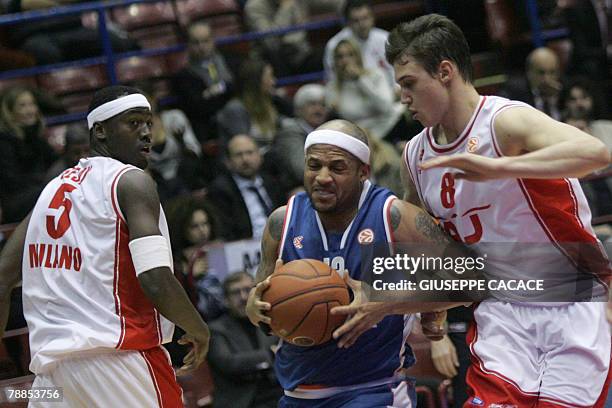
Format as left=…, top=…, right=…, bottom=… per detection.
left=110, top=167, right=163, bottom=350
left=140, top=347, right=183, bottom=408
left=385, top=197, right=397, bottom=244
left=428, top=96, right=487, bottom=153
left=517, top=178, right=609, bottom=284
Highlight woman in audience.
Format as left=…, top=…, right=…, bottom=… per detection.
left=0, top=86, right=57, bottom=223
left=217, top=58, right=292, bottom=149
left=166, top=195, right=226, bottom=321
left=326, top=39, right=407, bottom=142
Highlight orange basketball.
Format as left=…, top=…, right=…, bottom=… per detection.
left=262, top=259, right=350, bottom=347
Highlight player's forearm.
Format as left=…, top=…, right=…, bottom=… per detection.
left=501, top=138, right=610, bottom=179
left=138, top=268, right=208, bottom=335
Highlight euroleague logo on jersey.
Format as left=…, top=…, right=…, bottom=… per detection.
left=467, top=137, right=479, bottom=152
left=466, top=137, right=479, bottom=152
left=358, top=228, right=374, bottom=244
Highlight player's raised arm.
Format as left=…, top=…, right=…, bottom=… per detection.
left=246, top=206, right=286, bottom=327
left=420, top=106, right=610, bottom=181
left=117, top=169, right=210, bottom=375
left=0, top=214, right=31, bottom=338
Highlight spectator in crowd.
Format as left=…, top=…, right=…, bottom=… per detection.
left=556, top=0, right=609, bottom=81
left=173, top=21, right=234, bottom=144
left=324, top=0, right=395, bottom=90
left=274, top=83, right=330, bottom=189
left=217, top=58, right=292, bottom=148
left=326, top=39, right=406, bottom=141
left=45, top=123, right=90, bottom=180
left=135, top=81, right=206, bottom=200
left=0, top=86, right=57, bottom=223
left=367, top=133, right=403, bottom=196
left=208, top=271, right=282, bottom=408
left=499, top=47, right=563, bottom=120
left=6, top=0, right=137, bottom=64
left=166, top=195, right=226, bottom=321
left=208, top=134, right=286, bottom=241
left=244, top=0, right=322, bottom=76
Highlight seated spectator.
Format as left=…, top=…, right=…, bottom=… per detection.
left=208, top=271, right=283, bottom=408
left=244, top=0, right=323, bottom=76
left=217, top=58, right=292, bottom=148
left=499, top=47, right=563, bottom=120
left=326, top=39, right=405, bottom=141
left=172, top=21, right=234, bottom=143
left=367, top=134, right=403, bottom=196
left=274, top=83, right=330, bottom=189
left=166, top=195, right=226, bottom=321
left=0, top=86, right=57, bottom=223
left=45, top=123, right=90, bottom=180
left=6, top=0, right=137, bottom=64
left=135, top=82, right=206, bottom=199
left=324, top=0, right=395, bottom=90
left=208, top=134, right=286, bottom=241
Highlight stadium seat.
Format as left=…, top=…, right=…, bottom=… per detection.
left=0, top=77, right=38, bottom=93
left=165, top=51, right=188, bottom=74
left=176, top=361, right=214, bottom=408
left=38, top=65, right=108, bottom=96
left=176, top=0, right=240, bottom=25
left=116, top=55, right=168, bottom=83
left=111, top=2, right=177, bottom=31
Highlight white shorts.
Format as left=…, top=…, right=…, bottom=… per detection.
left=465, top=301, right=611, bottom=407
left=29, top=347, right=182, bottom=408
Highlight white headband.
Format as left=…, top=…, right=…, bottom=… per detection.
left=304, top=129, right=370, bottom=164
left=87, top=93, right=151, bottom=129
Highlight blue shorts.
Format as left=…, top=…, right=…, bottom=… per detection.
left=278, top=380, right=416, bottom=408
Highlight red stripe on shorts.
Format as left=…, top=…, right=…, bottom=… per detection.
left=140, top=347, right=183, bottom=408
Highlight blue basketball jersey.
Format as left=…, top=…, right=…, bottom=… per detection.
left=276, top=181, right=416, bottom=391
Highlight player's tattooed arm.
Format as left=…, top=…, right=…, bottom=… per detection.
left=391, top=200, right=451, bottom=246
left=255, top=206, right=286, bottom=283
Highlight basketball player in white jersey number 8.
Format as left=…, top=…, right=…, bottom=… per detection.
left=0, top=86, right=210, bottom=408
left=334, top=14, right=611, bottom=408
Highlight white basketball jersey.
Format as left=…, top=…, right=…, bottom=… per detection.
left=23, top=156, right=174, bottom=374
left=404, top=95, right=608, bottom=301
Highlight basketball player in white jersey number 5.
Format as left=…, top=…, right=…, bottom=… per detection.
left=0, top=86, right=210, bottom=407
left=334, top=14, right=611, bottom=408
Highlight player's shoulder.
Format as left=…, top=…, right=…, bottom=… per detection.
left=268, top=205, right=288, bottom=242
left=116, top=168, right=158, bottom=203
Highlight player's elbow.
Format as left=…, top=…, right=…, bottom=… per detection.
left=137, top=268, right=171, bottom=300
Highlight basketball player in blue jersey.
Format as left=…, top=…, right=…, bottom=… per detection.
left=247, top=119, right=471, bottom=407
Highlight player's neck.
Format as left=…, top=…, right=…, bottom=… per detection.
left=318, top=205, right=358, bottom=234
left=435, top=85, right=481, bottom=145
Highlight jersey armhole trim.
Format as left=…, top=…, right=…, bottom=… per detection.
left=277, top=195, right=295, bottom=259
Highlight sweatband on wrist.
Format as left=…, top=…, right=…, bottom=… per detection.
left=87, top=94, right=151, bottom=129
left=128, top=235, right=172, bottom=276
left=304, top=129, right=370, bottom=164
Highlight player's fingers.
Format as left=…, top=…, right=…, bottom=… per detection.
left=330, top=304, right=358, bottom=315
left=256, top=311, right=272, bottom=325
left=254, top=279, right=270, bottom=295
left=255, top=300, right=271, bottom=311
left=451, top=348, right=460, bottom=367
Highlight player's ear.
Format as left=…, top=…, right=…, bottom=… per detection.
left=359, top=163, right=370, bottom=181
left=92, top=122, right=106, bottom=143
left=438, top=60, right=453, bottom=85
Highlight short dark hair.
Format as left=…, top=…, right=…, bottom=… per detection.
left=342, top=0, right=371, bottom=20
left=87, top=85, right=142, bottom=114
left=222, top=271, right=253, bottom=297
left=386, top=14, right=473, bottom=83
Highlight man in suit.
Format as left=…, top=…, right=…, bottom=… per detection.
left=208, top=134, right=286, bottom=241
left=499, top=47, right=563, bottom=120
left=208, top=272, right=282, bottom=408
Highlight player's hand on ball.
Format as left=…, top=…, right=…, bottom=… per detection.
left=176, top=326, right=211, bottom=376
left=246, top=259, right=283, bottom=327
left=330, top=275, right=386, bottom=348
left=430, top=334, right=459, bottom=378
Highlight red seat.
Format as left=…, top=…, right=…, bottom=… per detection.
left=112, top=2, right=177, bottom=31
left=176, top=361, right=214, bottom=408
left=165, top=51, right=188, bottom=74
left=207, top=14, right=243, bottom=37
left=0, top=77, right=38, bottom=93
left=38, top=65, right=108, bottom=96
left=129, top=25, right=182, bottom=49
left=116, top=55, right=168, bottom=83
left=176, top=0, right=240, bottom=24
